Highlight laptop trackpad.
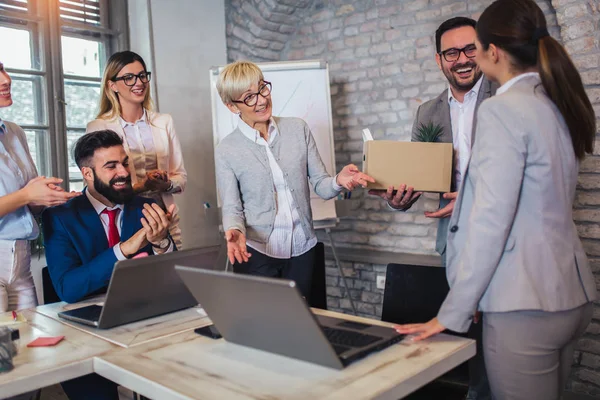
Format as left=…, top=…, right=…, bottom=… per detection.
left=59, top=304, right=103, bottom=322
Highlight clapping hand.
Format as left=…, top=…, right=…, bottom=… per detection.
left=145, top=169, right=171, bottom=192
left=24, top=177, right=81, bottom=207
left=141, top=203, right=175, bottom=245
left=336, top=164, right=375, bottom=191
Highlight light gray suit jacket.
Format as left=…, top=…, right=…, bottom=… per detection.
left=409, top=78, right=496, bottom=260
left=437, top=74, right=597, bottom=332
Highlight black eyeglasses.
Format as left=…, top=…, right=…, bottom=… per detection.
left=232, top=81, right=272, bottom=107
left=112, top=71, right=152, bottom=87
left=439, top=44, right=477, bottom=62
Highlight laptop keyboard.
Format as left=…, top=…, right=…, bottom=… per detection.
left=321, top=326, right=381, bottom=348
left=332, top=344, right=351, bottom=355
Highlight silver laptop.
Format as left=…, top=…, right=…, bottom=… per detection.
left=58, top=246, right=225, bottom=329
left=175, top=267, right=405, bottom=369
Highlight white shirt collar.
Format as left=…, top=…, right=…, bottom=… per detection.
left=496, top=72, right=540, bottom=95
left=85, top=188, right=124, bottom=214
left=119, top=109, right=147, bottom=128
left=237, top=116, right=278, bottom=143
left=448, top=75, right=484, bottom=104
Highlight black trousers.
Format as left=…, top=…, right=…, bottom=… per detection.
left=233, top=246, right=316, bottom=303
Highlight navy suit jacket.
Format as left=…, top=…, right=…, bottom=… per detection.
left=43, top=192, right=158, bottom=303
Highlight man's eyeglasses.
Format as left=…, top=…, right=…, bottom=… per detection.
left=232, top=81, right=272, bottom=107
left=439, top=44, right=476, bottom=62
left=112, top=71, right=152, bottom=87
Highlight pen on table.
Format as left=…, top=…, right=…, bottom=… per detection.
left=12, top=311, right=17, bottom=321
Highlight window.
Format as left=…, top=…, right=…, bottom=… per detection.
left=0, top=0, right=128, bottom=190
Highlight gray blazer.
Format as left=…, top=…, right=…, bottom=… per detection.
left=437, top=74, right=597, bottom=332
left=215, top=116, right=339, bottom=244
left=409, top=78, right=496, bottom=259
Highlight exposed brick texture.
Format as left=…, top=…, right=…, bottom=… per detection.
left=225, top=0, right=600, bottom=396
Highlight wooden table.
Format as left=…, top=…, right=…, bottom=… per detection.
left=94, top=309, right=475, bottom=400
left=1, top=308, right=474, bottom=399
left=36, top=299, right=211, bottom=348
left=0, top=309, right=116, bottom=398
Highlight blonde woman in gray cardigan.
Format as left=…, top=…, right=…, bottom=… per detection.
left=215, top=61, right=374, bottom=300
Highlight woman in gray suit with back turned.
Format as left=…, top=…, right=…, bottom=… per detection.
left=214, top=61, right=374, bottom=301
left=396, top=0, right=597, bottom=399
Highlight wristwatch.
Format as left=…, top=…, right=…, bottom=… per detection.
left=153, top=237, right=171, bottom=250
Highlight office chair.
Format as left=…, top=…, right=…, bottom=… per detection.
left=381, top=263, right=469, bottom=387
left=41, top=266, right=61, bottom=304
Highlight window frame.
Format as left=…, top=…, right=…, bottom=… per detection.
left=0, top=0, right=129, bottom=190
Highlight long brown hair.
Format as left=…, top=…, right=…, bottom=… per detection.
left=477, top=0, right=595, bottom=160
left=97, top=51, right=154, bottom=120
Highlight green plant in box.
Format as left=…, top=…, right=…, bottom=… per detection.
left=415, top=122, right=444, bottom=142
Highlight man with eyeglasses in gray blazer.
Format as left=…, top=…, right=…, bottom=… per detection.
left=370, top=17, right=497, bottom=400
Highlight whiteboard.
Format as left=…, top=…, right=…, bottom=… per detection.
left=209, top=60, right=338, bottom=228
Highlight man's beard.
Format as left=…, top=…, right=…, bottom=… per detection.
left=442, top=60, right=483, bottom=92
left=92, top=169, right=134, bottom=204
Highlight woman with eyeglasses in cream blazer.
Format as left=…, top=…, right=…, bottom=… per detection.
left=87, top=51, right=186, bottom=249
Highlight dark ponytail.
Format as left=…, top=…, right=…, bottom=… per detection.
left=477, top=0, right=595, bottom=160
left=537, top=36, right=595, bottom=159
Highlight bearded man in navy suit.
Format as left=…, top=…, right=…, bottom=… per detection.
left=43, top=129, right=176, bottom=399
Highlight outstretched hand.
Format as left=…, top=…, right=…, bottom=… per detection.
left=424, top=192, right=457, bottom=219
left=225, top=229, right=251, bottom=264
left=336, top=164, right=375, bottom=191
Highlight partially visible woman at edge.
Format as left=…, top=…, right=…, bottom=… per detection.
left=215, top=61, right=375, bottom=301
left=87, top=51, right=187, bottom=249
left=0, top=61, right=80, bottom=312
left=395, top=1, right=597, bottom=399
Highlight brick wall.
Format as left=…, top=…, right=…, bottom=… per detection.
left=225, top=0, right=600, bottom=396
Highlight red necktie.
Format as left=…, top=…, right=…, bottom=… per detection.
left=101, top=208, right=120, bottom=247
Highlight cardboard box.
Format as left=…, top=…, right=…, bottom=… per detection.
left=362, top=140, right=453, bottom=193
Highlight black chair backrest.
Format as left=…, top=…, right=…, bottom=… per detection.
left=42, top=266, right=61, bottom=304
left=381, top=263, right=449, bottom=325
left=309, top=242, right=327, bottom=310
left=382, top=263, right=469, bottom=386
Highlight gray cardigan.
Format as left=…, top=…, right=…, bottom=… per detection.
left=215, top=116, right=339, bottom=243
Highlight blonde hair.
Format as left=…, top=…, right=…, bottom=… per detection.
left=216, top=61, right=264, bottom=105
left=97, top=51, right=154, bottom=120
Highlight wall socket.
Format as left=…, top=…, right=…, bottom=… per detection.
left=376, top=275, right=386, bottom=290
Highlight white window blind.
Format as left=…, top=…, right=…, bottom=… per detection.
left=0, top=0, right=28, bottom=14
left=59, top=0, right=101, bottom=26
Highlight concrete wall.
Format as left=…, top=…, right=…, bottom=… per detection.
left=225, top=0, right=600, bottom=396
left=128, top=0, right=227, bottom=249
